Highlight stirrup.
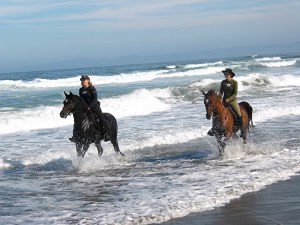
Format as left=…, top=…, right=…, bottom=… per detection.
left=207, top=129, right=215, bottom=136
left=104, top=133, right=110, bottom=142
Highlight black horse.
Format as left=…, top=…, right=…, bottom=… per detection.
left=60, top=91, right=125, bottom=158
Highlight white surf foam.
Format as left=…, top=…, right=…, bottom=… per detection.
left=254, top=105, right=300, bottom=123
left=0, top=64, right=225, bottom=90
left=255, top=56, right=282, bottom=61
left=268, top=74, right=300, bottom=86
left=119, top=126, right=209, bottom=153
left=0, top=88, right=172, bottom=135
left=188, top=73, right=300, bottom=94
left=104, top=88, right=172, bottom=118
left=0, top=158, right=10, bottom=168
left=183, top=61, right=223, bottom=69
left=235, top=73, right=300, bottom=92
left=260, top=59, right=297, bottom=67
left=58, top=147, right=300, bottom=225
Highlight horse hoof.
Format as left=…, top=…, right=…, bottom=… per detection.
left=96, top=147, right=103, bottom=157
left=218, top=146, right=224, bottom=155
left=243, top=140, right=247, bottom=144
left=114, top=150, right=125, bottom=156
left=233, top=134, right=239, bottom=140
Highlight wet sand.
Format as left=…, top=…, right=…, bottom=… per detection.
left=156, top=174, right=300, bottom=225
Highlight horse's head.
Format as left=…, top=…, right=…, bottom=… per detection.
left=201, top=89, right=218, bottom=120
left=60, top=91, right=77, bottom=118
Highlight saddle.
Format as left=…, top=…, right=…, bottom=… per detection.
left=90, top=112, right=100, bottom=127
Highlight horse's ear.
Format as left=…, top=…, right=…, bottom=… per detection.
left=70, top=91, right=73, bottom=96
left=201, top=89, right=206, bottom=95
left=64, top=91, right=69, bottom=97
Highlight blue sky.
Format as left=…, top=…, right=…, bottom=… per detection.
left=1, top=0, right=300, bottom=72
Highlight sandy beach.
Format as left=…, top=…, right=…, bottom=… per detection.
left=156, top=174, right=300, bottom=225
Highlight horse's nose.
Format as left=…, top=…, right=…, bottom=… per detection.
left=206, top=114, right=211, bottom=119
left=60, top=111, right=66, bottom=118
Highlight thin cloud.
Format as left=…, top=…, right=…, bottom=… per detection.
left=1, top=0, right=299, bottom=29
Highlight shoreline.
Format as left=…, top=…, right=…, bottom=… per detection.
left=155, top=173, right=300, bottom=225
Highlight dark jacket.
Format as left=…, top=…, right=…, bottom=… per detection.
left=79, top=86, right=99, bottom=109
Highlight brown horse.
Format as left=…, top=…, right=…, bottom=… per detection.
left=201, top=89, right=253, bottom=154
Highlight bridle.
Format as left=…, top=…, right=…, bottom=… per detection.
left=204, top=93, right=226, bottom=119
left=61, top=99, right=73, bottom=117
left=62, top=95, right=89, bottom=116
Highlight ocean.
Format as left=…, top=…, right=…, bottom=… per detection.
left=0, top=54, right=300, bottom=224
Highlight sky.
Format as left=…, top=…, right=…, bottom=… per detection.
left=1, top=0, right=300, bottom=72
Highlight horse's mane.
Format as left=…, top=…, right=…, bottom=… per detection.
left=206, top=89, right=223, bottom=106
left=207, top=89, right=219, bottom=97
left=69, top=93, right=89, bottom=109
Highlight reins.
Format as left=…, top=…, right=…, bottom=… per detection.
left=70, top=95, right=98, bottom=127
left=68, top=95, right=89, bottom=115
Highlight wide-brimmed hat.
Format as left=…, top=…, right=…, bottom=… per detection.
left=80, top=75, right=90, bottom=81
left=222, top=68, right=235, bottom=77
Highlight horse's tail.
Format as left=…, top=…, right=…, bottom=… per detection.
left=240, top=101, right=254, bottom=128
left=103, top=113, right=118, bottom=138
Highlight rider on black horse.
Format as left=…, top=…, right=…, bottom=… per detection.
left=207, top=68, right=245, bottom=138
left=69, top=75, right=109, bottom=142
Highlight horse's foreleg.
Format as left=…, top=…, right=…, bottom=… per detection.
left=216, top=131, right=233, bottom=156
left=81, top=143, right=90, bottom=158
left=76, top=142, right=83, bottom=157
left=233, top=132, right=239, bottom=140
left=216, top=135, right=226, bottom=155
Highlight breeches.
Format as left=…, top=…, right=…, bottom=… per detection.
left=91, top=105, right=105, bottom=123
left=228, top=101, right=241, bottom=117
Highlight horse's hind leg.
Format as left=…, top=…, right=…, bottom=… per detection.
left=95, top=143, right=103, bottom=157
left=95, top=136, right=103, bottom=157
left=242, top=128, right=248, bottom=144
left=111, top=138, right=125, bottom=156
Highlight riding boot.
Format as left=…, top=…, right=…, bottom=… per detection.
left=69, top=125, right=76, bottom=142
left=97, top=115, right=110, bottom=141
left=208, top=119, right=218, bottom=136
left=237, top=116, right=245, bottom=138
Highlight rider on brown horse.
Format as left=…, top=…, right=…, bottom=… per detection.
left=207, top=68, right=245, bottom=138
